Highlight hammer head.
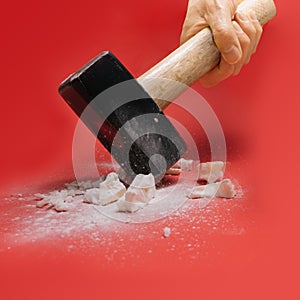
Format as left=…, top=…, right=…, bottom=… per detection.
left=59, top=51, right=186, bottom=182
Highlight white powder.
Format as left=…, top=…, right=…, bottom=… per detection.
left=1, top=175, right=246, bottom=265
left=0, top=160, right=246, bottom=263
left=35, top=189, right=83, bottom=212
left=34, top=161, right=236, bottom=215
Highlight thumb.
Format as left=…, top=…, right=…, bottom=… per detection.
left=206, top=7, right=241, bottom=64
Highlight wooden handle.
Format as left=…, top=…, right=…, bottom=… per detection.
left=138, top=0, right=276, bottom=110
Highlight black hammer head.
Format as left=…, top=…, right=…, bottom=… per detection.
left=58, top=51, right=186, bottom=182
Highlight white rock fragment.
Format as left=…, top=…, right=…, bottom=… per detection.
left=171, top=158, right=193, bottom=171
left=163, top=227, right=171, bottom=238
left=186, top=179, right=236, bottom=199
left=125, top=174, right=156, bottom=203
left=197, top=161, right=225, bottom=183
left=187, top=183, right=219, bottom=198
left=216, top=179, right=236, bottom=198
left=180, top=158, right=193, bottom=171
left=51, top=198, right=71, bottom=212
left=84, top=172, right=126, bottom=206
left=172, top=158, right=194, bottom=171
left=117, top=197, right=146, bottom=213
left=84, top=188, right=101, bottom=205
left=65, top=176, right=105, bottom=191
left=117, top=173, right=156, bottom=213
left=35, top=190, right=74, bottom=212
left=100, top=173, right=126, bottom=205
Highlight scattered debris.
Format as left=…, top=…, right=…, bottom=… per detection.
left=117, top=174, right=156, bottom=213
left=163, top=227, right=171, bottom=238
left=197, top=161, right=224, bottom=183
left=35, top=190, right=79, bottom=212
left=187, top=179, right=236, bottom=199
left=84, top=173, right=126, bottom=206
left=35, top=161, right=236, bottom=214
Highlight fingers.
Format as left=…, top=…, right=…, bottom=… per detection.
left=199, top=59, right=235, bottom=88
left=205, top=2, right=241, bottom=64
left=180, top=1, right=208, bottom=45
left=248, top=11, right=263, bottom=54
left=232, top=12, right=263, bottom=75
left=180, top=21, right=208, bottom=45
left=201, top=11, right=263, bottom=87
left=179, top=0, right=263, bottom=87
left=236, top=12, right=262, bottom=62
left=231, top=20, right=251, bottom=75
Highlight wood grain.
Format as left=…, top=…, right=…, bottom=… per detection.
left=138, top=0, right=277, bottom=110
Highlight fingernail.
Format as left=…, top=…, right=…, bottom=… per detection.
left=223, top=45, right=241, bottom=64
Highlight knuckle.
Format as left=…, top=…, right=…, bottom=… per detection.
left=257, top=25, right=263, bottom=35
left=213, top=24, right=237, bottom=51
left=241, top=35, right=251, bottom=47
left=213, top=24, right=232, bottom=38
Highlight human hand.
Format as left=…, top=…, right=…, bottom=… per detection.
left=180, top=0, right=263, bottom=87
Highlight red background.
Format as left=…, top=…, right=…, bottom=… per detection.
left=1, top=0, right=300, bottom=299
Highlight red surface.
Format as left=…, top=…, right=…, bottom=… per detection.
left=1, top=0, right=300, bottom=299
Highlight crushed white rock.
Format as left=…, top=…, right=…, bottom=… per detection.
left=117, top=174, right=156, bottom=213
left=172, top=158, right=194, bottom=171
left=35, top=190, right=78, bottom=212
left=197, top=161, right=224, bottom=183
left=65, top=177, right=105, bottom=190
left=166, top=158, right=193, bottom=175
left=216, top=179, right=236, bottom=198
left=186, top=179, right=236, bottom=199
left=163, top=227, right=171, bottom=238
left=35, top=176, right=106, bottom=211
left=84, top=172, right=126, bottom=206
left=117, top=198, right=146, bottom=213
left=84, top=188, right=101, bottom=205
left=35, top=160, right=236, bottom=214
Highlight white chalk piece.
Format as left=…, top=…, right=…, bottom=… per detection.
left=35, top=190, right=74, bottom=212
left=171, top=158, right=193, bottom=171
left=117, top=197, right=146, bottom=213
left=117, top=173, right=156, bottom=213
left=187, top=179, right=236, bottom=199
left=84, top=172, right=126, bottom=206
left=197, top=161, right=224, bottom=183
left=163, top=227, right=171, bottom=238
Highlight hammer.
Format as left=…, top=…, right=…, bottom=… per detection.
left=59, top=0, right=276, bottom=182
